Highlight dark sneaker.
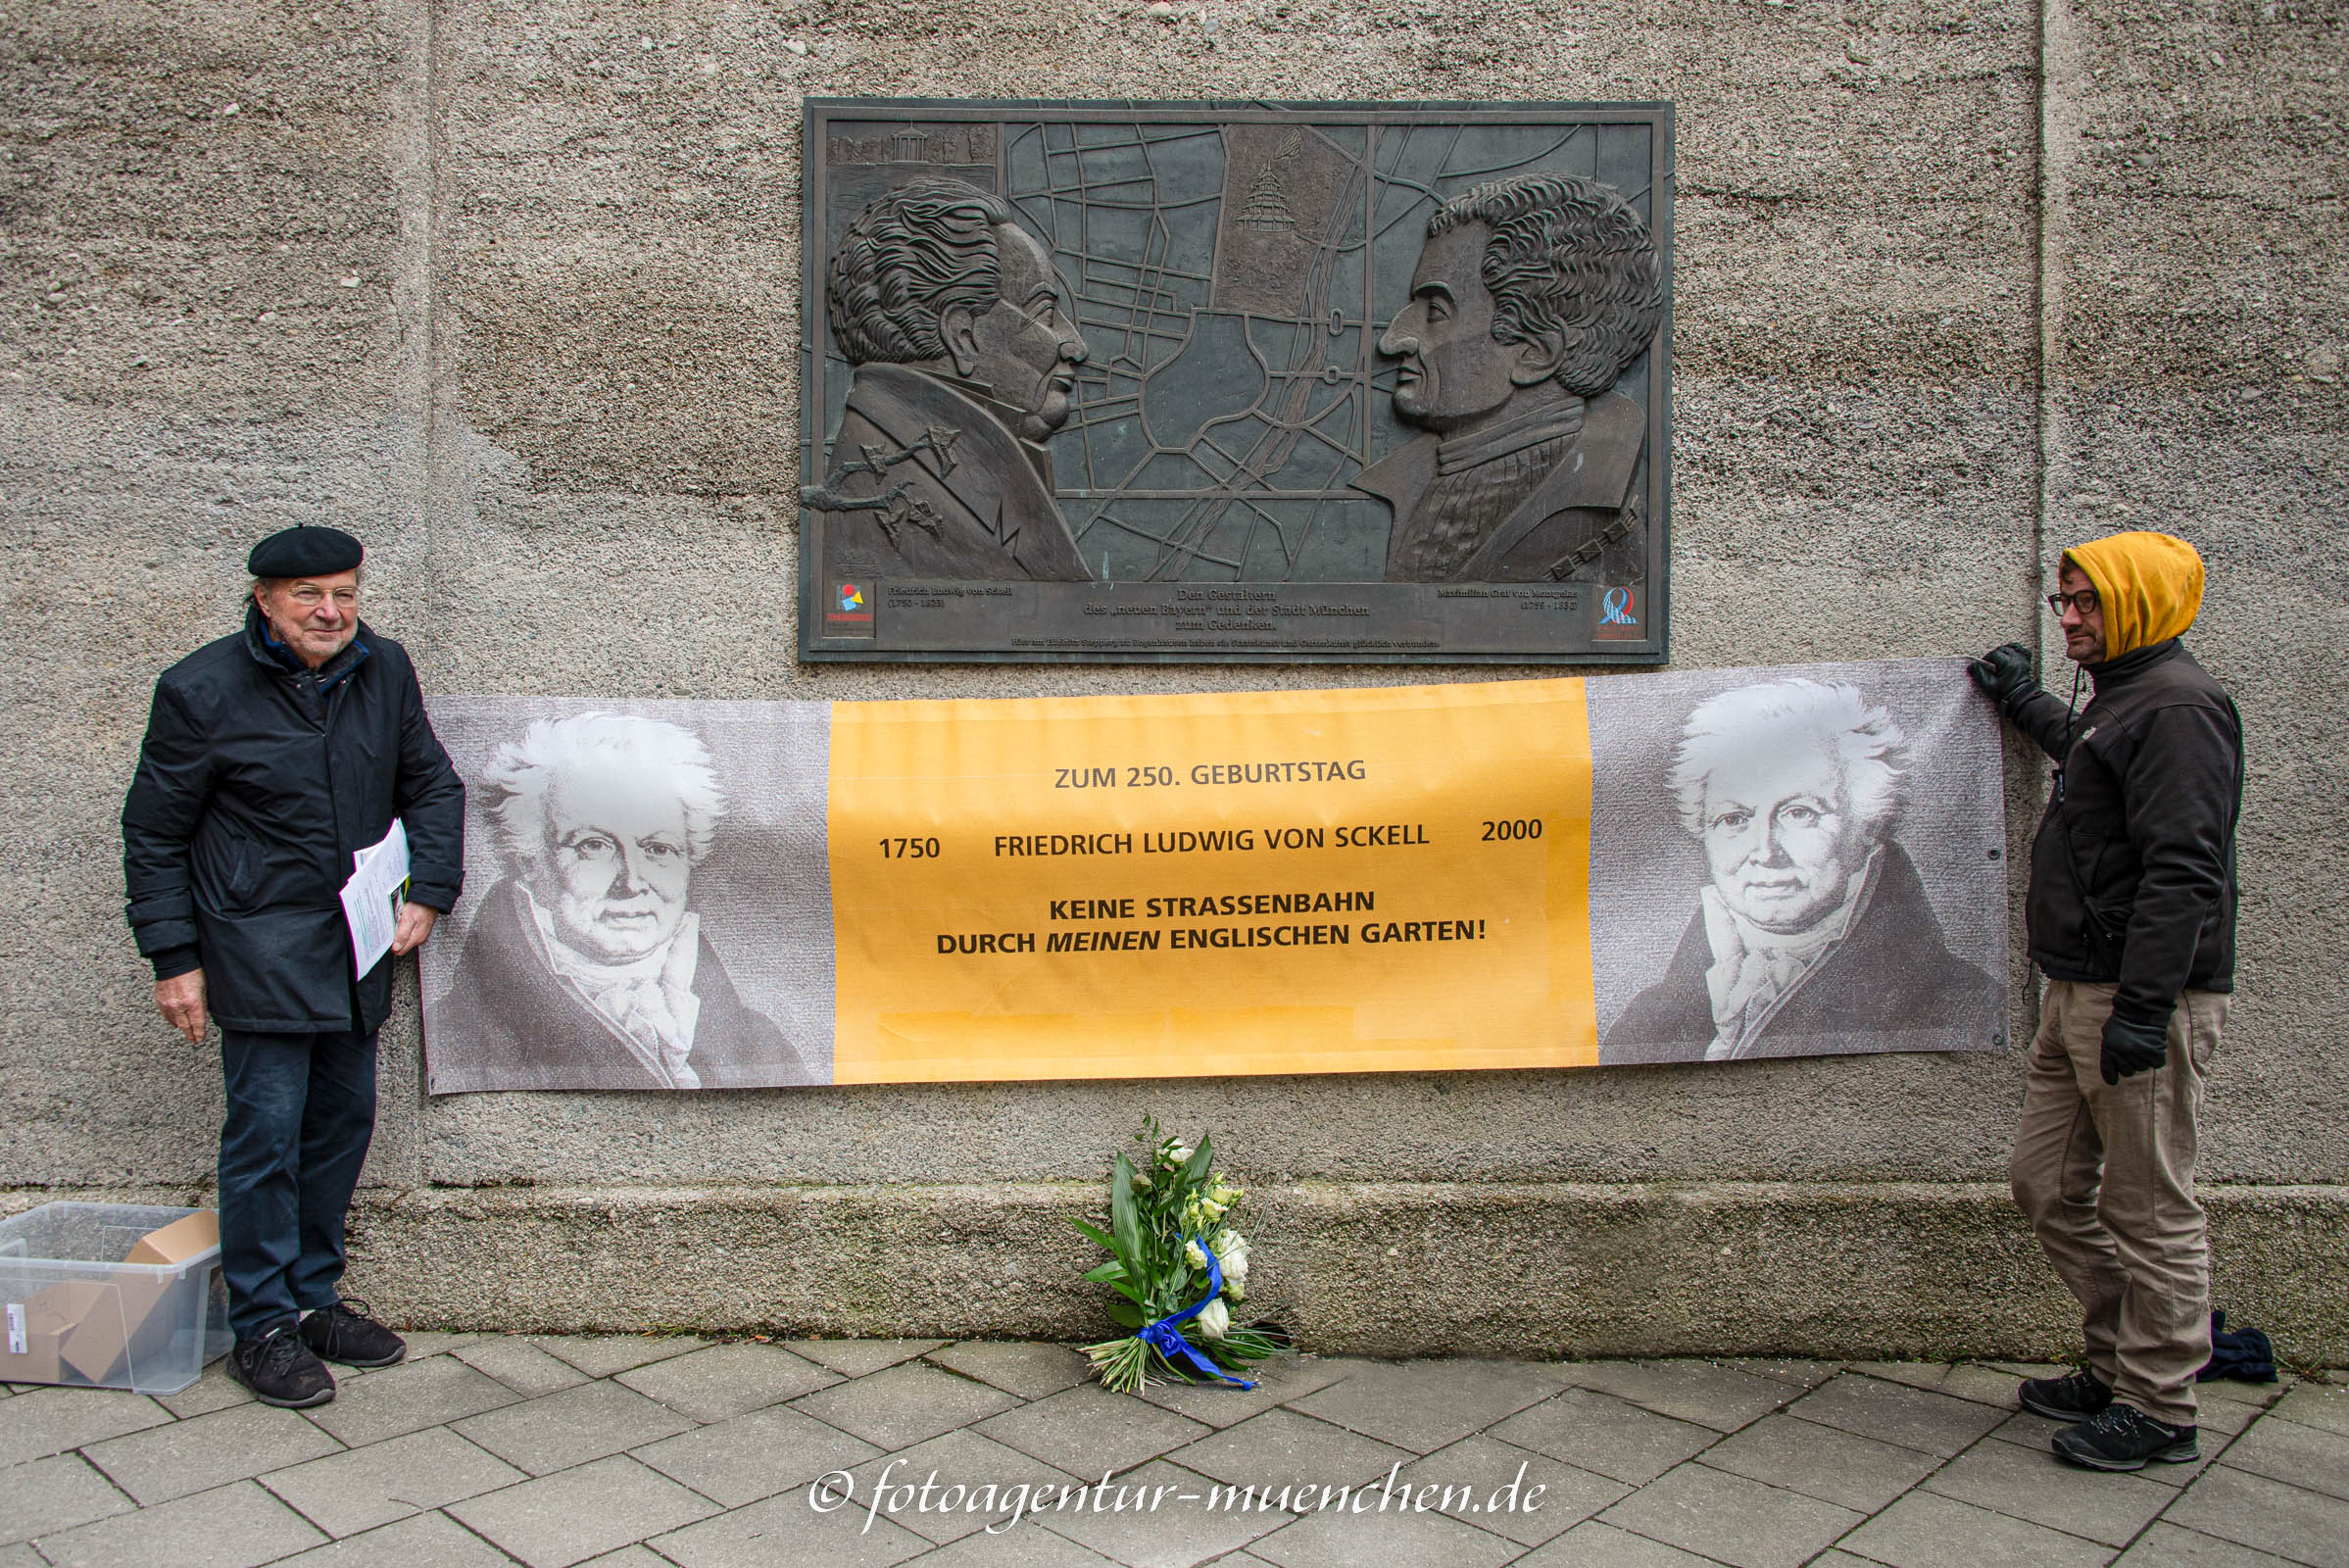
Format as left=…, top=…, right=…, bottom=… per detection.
left=2019, top=1367, right=2114, bottom=1421
left=226, top=1323, right=335, bottom=1408
left=2053, top=1403, right=2200, bottom=1471
left=300, top=1298, right=407, bottom=1368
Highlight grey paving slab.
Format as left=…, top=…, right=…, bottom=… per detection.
left=2113, top=1521, right=2306, bottom=1566
left=154, top=1361, right=257, bottom=1418
left=2163, top=1462, right=2349, bottom=1568
left=1937, top=1362, right=2034, bottom=1408
left=575, top=1549, right=678, bottom=1568
left=1597, top=1460, right=1864, bottom=1568
left=1717, top=1358, right=1840, bottom=1391
left=1562, top=1358, right=1806, bottom=1433
left=2271, top=1381, right=2349, bottom=1439
left=259, top=1425, right=526, bottom=1538
left=1839, top=1490, right=2117, bottom=1568
left=452, top=1336, right=592, bottom=1397
left=33, top=1478, right=328, bottom=1568
left=1488, top=1388, right=1721, bottom=1487
left=0, top=1387, right=171, bottom=1468
left=389, top=1332, right=483, bottom=1360
left=1698, top=1411, right=1942, bottom=1514
left=836, top=1427, right=1083, bottom=1544
left=790, top=1339, right=950, bottom=1378
left=2195, top=1393, right=2270, bottom=1436
left=0, top=1452, right=134, bottom=1544
left=1131, top=1354, right=1350, bottom=1430
left=452, top=1379, right=694, bottom=1476
left=1923, top=1432, right=2176, bottom=1547
left=974, top=1384, right=1214, bottom=1477
left=925, top=1341, right=1092, bottom=1399
left=0, top=1545, right=42, bottom=1568
left=1788, top=1372, right=2010, bottom=1457
left=616, top=1340, right=840, bottom=1422
left=2219, top=1410, right=2349, bottom=1500
left=1391, top=1432, right=1629, bottom=1545
left=303, top=1354, right=522, bottom=1448
left=1247, top=1496, right=1524, bottom=1568
left=81, top=1399, right=342, bottom=1505
left=897, top=1524, right=1125, bottom=1567
left=447, top=1452, right=719, bottom=1568
left=1286, top=1356, right=1567, bottom=1452
left=793, top=1360, right=1025, bottom=1451
left=1166, top=1407, right=1415, bottom=1490
left=633, top=1400, right=886, bottom=1508
left=1031, top=1456, right=1294, bottom=1568
left=1849, top=1360, right=1961, bottom=1393
left=1513, top=1518, right=1725, bottom=1565
left=531, top=1334, right=706, bottom=1379
left=271, top=1508, right=518, bottom=1567
left=647, top=1484, right=932, bottom=1567
left=2198, top=1378, right=2288, bottom=1413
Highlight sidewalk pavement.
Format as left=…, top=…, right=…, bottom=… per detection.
left=2, top=1337, right=2342, bottom=1568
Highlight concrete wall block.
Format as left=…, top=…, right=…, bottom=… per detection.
left=314, top=1179, right=2349, bottom=1361
left=2049, top=0, right=2349, bottom=387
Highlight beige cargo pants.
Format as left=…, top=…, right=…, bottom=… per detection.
left=2010, top=979, right=2227, bottom=1429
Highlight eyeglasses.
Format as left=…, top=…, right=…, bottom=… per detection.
left=2046, top=588, right=2100, bottom=616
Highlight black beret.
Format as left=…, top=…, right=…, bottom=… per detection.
left=248, top=525, right=364, bottom=578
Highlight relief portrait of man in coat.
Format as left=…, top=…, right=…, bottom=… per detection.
left=807, top=176, right=1096, bottom=583
left=1601, top=678, right=2000, bottom=1065
left=1355, top=172, right=1665, bottom=585
left=435, top=713, right=815, bottom=1090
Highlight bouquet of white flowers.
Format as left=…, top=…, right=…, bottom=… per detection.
left=1070, top=1119, right=1279, bottom=1395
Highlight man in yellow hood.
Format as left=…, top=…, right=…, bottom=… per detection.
left=1971, top=531, right=2243, bottom=1474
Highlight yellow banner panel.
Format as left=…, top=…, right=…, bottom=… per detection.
left=827, top=678, right=1594, bottom=1082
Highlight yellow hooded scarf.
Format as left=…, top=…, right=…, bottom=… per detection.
left=2064, top=531, right=2205, bottom=660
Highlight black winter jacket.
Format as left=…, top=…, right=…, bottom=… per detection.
left=122, top=604, right=465, bottom=1034
left=2002, top=639, right=2241, bottom=1027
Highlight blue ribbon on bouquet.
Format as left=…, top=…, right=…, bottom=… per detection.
left=1136, top=1238, right=1256, bottom=1390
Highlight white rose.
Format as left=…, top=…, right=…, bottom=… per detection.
left=1185, top=1239, right=1208, bottom=1269
left=1195, top=1298, right=1230, bottom=1341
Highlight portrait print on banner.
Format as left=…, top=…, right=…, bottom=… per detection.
left=419, top=700, right=837, bottom=1093
left=1586, top=658, right=2009, bottom=1065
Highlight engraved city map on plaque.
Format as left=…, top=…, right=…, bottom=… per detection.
left=799, top=101, right=1674, bottom=663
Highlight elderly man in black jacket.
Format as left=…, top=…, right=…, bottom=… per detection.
left=122, top=525, right=465, bottom=1408
left=1974, top=529, right=2242, bottom=1474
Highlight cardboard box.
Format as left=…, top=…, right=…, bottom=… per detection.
left=126, top=1210, right=219, bottom=1266
left=1, top=1291, right=75, bottom=1384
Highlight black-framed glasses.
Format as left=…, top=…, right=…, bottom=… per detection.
left=2047, top=588, right=2100, bottom=615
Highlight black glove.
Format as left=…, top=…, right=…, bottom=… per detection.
left=2099, top=1007, right=2170, bottom=1085
left=1970, top=642, right=2036, bottom=713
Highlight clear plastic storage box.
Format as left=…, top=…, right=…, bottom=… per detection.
left=0, top=1202, right=230, bottom=1395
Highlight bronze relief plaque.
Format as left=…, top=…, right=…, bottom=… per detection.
left=800, top=100, right=1674, bottom=663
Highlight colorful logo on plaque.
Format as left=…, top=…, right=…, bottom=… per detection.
left=839, top=583, right=864, bottom=612
left=1593, top=585, right=1642, bottom=640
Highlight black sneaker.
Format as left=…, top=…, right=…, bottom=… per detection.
left=2053, top=1403, right=2200, bottom=1471
left=300, top=1298, right=407, bottom=1368
left=2019, top=1367, right=2114, bottom=1421
left=226, top=1323, right=336, bottom=1408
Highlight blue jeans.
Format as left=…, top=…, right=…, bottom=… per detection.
left=218, top=1028, right=378, bottom=1340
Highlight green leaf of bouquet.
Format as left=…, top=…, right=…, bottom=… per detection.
left=1081, top=1259, right=1128, bottom=1283
left=1181, top=1136, right=1215, bottom=1191
left=1104, top=1300, right=1144, bottom=1328
left=1067, top=1217, right=1117, bottom=1251
left=1110, top=1152, right=1146, bottom=1271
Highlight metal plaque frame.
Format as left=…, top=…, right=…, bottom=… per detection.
left=799, top=99, right=1674, bottom=664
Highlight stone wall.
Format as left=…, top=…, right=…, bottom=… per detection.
left=4, top=0, right=2343, bottom=1359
